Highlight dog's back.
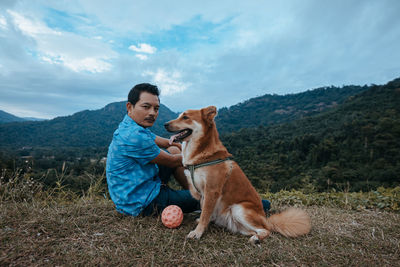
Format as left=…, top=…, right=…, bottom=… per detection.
left=211, top=161, right=311, bottom=241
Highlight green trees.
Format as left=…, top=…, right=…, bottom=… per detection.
left=221, top=78, right=400, bottom=192
left=1, top=78, right=399, bottom=193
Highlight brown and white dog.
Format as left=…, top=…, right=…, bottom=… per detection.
left=164, top=106, right=311, bottom=244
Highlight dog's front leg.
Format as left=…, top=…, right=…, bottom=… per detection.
left=187, top=190, right=219, bottom=239
left=188, top=185, right=202, bottom=200
left=184, top=169, right=201, bottom=200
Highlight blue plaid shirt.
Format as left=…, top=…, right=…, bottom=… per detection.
left=106, top=114, right=161, bottom=216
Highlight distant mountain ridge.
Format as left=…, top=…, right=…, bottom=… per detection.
left=0, top=110, right=45, bottom=123
left=0, top=102, right=177, bottom=148
left=1, top=78, right=399, bottom=192
left=0, top=81, right=387, bottom=148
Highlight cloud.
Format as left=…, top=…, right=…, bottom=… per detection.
left=129, top=43, right=157, bottom=61
left=135, top=54, right=148, bottom=61
left=142, top=69, right=190, bottom=96
left=55, top=55, right=112, bottom=73
left=7, top=9, right=116, bottom=73
left=8, top=10, right=61, bottom=36
left=0, top=15, right=7, bottom=29
left=0, top=0, right=399, bottom=120
left=129, top=43, right=157, bottom=54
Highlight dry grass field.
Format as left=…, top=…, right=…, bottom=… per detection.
left=1, top=198, right=399, bottom=266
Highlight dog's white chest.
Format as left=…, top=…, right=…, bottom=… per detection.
left=184, top=168, right=207, bottom=194
left=182, top=141, right=195, bottom=167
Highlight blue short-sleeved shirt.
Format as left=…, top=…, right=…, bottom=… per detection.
left=106, top=114, right=161, bottom=216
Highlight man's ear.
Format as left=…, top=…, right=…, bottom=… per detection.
left=201, top=106, right=217, bottom=127
left=126, top=102, right=133, bottom=114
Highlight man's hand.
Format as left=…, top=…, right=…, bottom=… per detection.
left=169, top=141, right=182, bottom=150
left=152, top=137, right=183, bottom=168
left=155, top=136, right=182, bottom=150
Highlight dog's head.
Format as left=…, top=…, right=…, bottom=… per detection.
left=164, top=106, right=217, bottom=143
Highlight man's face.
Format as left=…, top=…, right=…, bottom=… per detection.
left=127, top=92, right=160, bottom=128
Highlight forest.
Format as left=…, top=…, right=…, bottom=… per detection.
left=222, top=79, right=400, bottom=192
left=0, top=78, right=399, bottom=194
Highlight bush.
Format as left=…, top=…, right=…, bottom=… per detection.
left=261, top=186, right=400, bottom=211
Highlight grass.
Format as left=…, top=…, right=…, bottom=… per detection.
left=1, top=199, right=399, bottom=266
left=1, top=169, right=399, bottom=266
left=260, top=186, right=400, bottom=211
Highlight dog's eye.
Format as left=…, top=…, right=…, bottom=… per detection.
left=182, top=115, right=189, bottom=120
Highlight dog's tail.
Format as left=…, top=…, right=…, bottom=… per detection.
left=265, top=208, right=311, bottom=237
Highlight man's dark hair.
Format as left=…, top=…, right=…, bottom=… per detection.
left=128, top=83, right=160, bottom=106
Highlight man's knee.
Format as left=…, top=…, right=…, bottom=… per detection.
left=167, top=146, right=181, bottom=155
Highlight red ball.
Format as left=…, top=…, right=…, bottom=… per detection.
left=161, top=205, right=183, bottom=229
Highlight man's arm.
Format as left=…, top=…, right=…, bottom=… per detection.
left=150, top=149, right=183, bottom=168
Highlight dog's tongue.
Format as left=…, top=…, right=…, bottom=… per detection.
left=169, top=134, right=179, bottom=145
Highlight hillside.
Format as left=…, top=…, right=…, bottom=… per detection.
left=221, top=78, right=400, bottom=192
left=0, top=110, right=27, bottom=123
left=1, top=198, right=399, bottom=266
left=0, top=78, right=399, bottom=193
left=0, top=102, right=178, bottom=148
left=0, top=110, right=45, bottom=123
left=0, top=84, right=367, bottom=148
left=216, top=85, right=368, bottom=133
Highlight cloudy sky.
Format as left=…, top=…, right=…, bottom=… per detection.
left=0, top=0, right=399, bottom=119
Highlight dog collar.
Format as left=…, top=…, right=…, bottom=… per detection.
left=185, top=157, right=234, bottom=192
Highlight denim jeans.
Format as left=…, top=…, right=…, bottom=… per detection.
left=141, top=165, right=200, bottom=216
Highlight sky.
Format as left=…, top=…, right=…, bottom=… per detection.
left=0, top=0, right=399, bottom=119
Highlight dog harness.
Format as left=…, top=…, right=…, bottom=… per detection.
left=185, top=157, right=234, bottom=193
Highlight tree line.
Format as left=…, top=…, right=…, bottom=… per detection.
left=1, top=78, right=399, bottom=194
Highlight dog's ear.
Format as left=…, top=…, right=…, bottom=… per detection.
left=201, top=106, right=217, bottom=127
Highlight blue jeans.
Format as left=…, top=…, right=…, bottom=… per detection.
left=142, top=165, right=200, bottom=216
left=142, top=165, right=271, bottom=216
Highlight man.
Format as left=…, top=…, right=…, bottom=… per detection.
left=106, top=83, right=270, bottom=217
left=106, top=83, right=199, bottom=216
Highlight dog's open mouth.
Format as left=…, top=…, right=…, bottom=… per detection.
left=168, top=129, right=193, bottom=144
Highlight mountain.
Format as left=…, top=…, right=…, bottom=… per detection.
left=221, top=78, right=400, bottom=192
left=0, top=110, right=27, bottom=123
left=0, top=102, right=178, bottom=148
left=0, top=84, right=367, bottom=148
left=215, top=85, right=368, bottom=133
left=1, top=78, right=399, bottom=192
left=21, top=117, right=47, bottom=122
left=0, top=110, right=46, bottom=123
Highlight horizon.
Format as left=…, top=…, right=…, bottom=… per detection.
left=1, top=78, right=390, bottom=121
left=1, top=0, right=400, bottom=119
left=0, top=76, right=392, bottom=121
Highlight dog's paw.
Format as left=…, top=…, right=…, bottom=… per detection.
left=249, top=235, right=260, bottom=245
left=187, top=229, right=203, bottom=239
